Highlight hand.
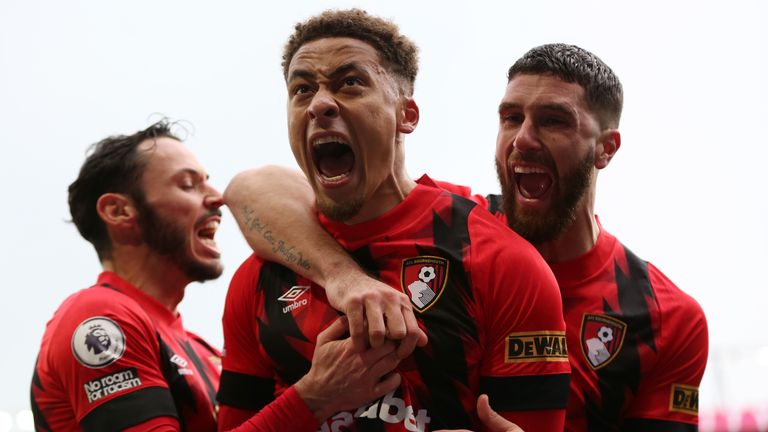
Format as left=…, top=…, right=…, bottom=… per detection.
left=434, top=395, right=524, bottom=432
left=326, top=272, right=428, bottom=358
left=294, top=316, right=403, bottom=422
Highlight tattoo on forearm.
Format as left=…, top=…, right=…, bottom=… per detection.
left=240, top=205, right=311, bottom=270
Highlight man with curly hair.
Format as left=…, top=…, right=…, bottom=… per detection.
left=218, top=9, right=569, bottom=432
left=225, top=42, right=708, bottom=431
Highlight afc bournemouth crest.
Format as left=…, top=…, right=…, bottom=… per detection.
left=400, top=256, right=449, bottom=312
left=580, top=314, right=627, bottom=369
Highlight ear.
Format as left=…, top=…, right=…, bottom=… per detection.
left=595, top=129, right=621, bottom=169
left=397, top=97, right=420, bottom=134
left=96, top=193, right=141, bottom=242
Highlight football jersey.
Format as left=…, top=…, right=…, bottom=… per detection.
left=31, top=272, right=220, bottom=432
left=218, top=177, right=570, bottom=431
left=437, top=181, right=708, bottom=431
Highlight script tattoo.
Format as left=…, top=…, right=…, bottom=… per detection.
left=240, top=205, right=311, bottom=270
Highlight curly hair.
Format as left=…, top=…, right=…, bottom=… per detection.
left=508, top=43, right=623, bottom=128
left=282, top=9, right=419, bottom=96
left=68, top=120, right=179, bottom=261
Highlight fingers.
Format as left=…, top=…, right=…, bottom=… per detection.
left=366, top=302, right=386, bottom=349
left=477, top=395, right=523, bottom=432
left=372, top=371, right=402, bottom=396
left=316, top=316, right=349, bottom=345
left=396, top=304, right=428, bottom=358
left=383, top=301, right=407, bottom=341
left=346, top=302, right=368, bottom=352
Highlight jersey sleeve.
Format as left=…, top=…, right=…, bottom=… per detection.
left=52, top=290, right=178, bottom=430
left=218, top=255, right=281, bottom=428
left=623, top=266, right=708, bottom=428
left=468, top=209, right=569, bottom=431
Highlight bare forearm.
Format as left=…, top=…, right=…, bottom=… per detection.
left=224, top=165, right=363, bottom=287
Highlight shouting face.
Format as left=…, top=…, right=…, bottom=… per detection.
left=286, top=37, right=417, bottom=223
left=495, top=74, right=603, bottom=245
left=136, top=137, right=224, bottom=282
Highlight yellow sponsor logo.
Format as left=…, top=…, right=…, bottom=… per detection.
left=505, top=331, right=568, bottom=363
left=669, top=384, right=699, bottom=414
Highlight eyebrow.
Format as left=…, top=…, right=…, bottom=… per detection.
left=176, top=168, right=209, bottom=181
left=288, top=62, right=366, bottom=83
left=498, top=102, right=577, bottom=118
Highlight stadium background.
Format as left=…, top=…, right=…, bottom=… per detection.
left=1, top=0, right=766, bottom=430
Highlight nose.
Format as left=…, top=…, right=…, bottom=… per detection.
left=204, top=186, right=224, bottom=210
left=307, top=89, right=339, bottom=124
left=513, top=119, right=541, bottom=154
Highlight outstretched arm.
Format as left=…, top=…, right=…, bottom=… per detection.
left=224, top=166, right=426, bottom=355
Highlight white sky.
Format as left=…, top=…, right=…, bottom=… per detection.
left=1, top=0, right=766, bottom=425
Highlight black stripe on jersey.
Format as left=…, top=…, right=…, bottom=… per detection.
left=622, top=418, right=697, bottom=432
left=414, top=194, right=478, bottom=428
left=179, top=339, right=218, bottom=410
left=30, top=357, right=53, bottom=432
left=159, top=336, right=195, bottom=431
left=480, top=374, right=570, bottom=410
left=216, top=370, right=276, bottom=410
left=258, top=262, right=312, bottom=384
left=587, top=246, right=656, bottom=430
left=486, top=193, right=504, bottom=216
left=80, top=386, right=177, bottom=432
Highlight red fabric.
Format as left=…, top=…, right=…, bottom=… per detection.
left=221, top=386, right=319, bottom=432
left=438, top=179, right=708, bottom=430
left=220, top=177, right=568, bottom=431
left=31, top=272, right=220, bottom=432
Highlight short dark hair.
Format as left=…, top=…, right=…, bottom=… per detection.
left=508, top=43, right=623, bottom=128
left=282, top=8, right=419, bottom=96
left=68, top=120, right=179, bottom=261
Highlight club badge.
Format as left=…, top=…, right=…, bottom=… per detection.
left=580, top=314, right=627, bottom=369
left=71, top=316, right=126, bottom=368
left=400, top=256, right=449, bottom=312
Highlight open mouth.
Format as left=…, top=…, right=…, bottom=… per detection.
left=196, top=219, right=220, bottom=253
left=311, top=136, right=355, bottom=184
left=513, top=165, right=553, bottom=199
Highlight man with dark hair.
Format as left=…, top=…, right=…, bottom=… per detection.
left=218, top=9, right=569, bottom=432
left=31, top=121, right=403, bottom=431
left=226, top=42, right=708, bottom=431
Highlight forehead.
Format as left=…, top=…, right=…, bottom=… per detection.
left=139, top=137, right=204, bottom=180
left=288, top=37, right=384, bottom=76
left=502, top=74, right=590, bottom=112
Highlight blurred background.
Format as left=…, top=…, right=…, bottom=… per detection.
left=1, top=0, right=766, bottom=431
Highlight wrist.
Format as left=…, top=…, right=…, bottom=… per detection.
left=294, top=375, right=336, bottom=423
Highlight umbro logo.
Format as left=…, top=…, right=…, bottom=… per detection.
left=279, top=285, right=310, bottom=314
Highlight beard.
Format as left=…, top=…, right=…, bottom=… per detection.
left=134, top=195, right=223, bottom=282
left=316, top=194, right=365, bottom=223
left=496, top=150, right=594, bottom=245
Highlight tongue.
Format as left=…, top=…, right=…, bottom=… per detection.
left=318, top=152, right=354, bottom=178
left=517, top=173, right=552, bottom=199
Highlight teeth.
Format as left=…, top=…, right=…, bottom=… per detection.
left=202, top=220, right=219, bottom=231
left=198, top=220, right=220, bottom=239
left=313, top=136, right=349, bottom=146
left=514, top=165, right=547, bottom=174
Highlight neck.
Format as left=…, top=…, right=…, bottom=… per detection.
left=103, top=246, right=189, bottom=313
left=534, top=187, right=599, bottom=263
left=347, top=165, right=416, bottom=225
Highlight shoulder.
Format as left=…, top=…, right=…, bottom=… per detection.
left=466, top=204, right=543, bottom=265
left=645, top=261, right=707, bottom=329
left=51, top=285, right=152, bottom=333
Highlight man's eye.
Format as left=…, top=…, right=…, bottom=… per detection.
left=502, top=113, right=523, bottom=124
left=293, top=84, right=311, bottom=95
left=542, top=117, right=567, bottom=127
left=343, top=77, right=362, bottom=86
